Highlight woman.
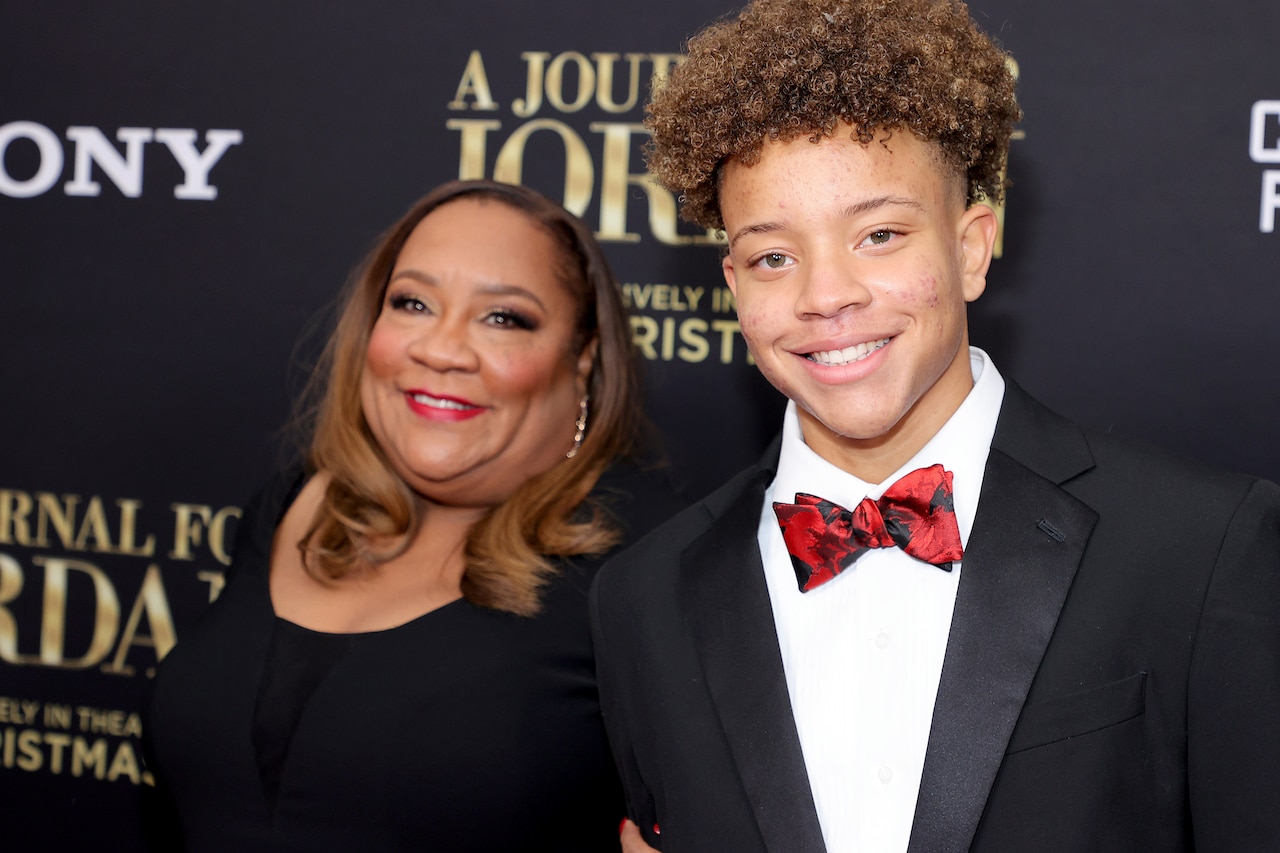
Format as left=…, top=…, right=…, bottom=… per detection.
left=145, top=180, right=677, bottom=852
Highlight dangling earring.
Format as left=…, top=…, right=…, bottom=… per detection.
left=565, top=394, right=589, bottom=459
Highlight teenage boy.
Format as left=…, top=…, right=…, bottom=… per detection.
left=591, top=1, right=1280, bottom=851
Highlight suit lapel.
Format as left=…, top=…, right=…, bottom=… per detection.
left=908, top=384, right=1100, bottom=853
left=680, top=459, right=828, bottom=853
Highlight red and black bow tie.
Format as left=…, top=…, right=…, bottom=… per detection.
left=772, top=464, right=964, bottom=592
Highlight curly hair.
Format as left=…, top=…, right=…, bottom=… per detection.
left=301, top=180, right=641, bottom=617
left=646, top=0, right=1022, bottom=231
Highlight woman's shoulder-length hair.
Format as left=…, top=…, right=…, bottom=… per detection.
left=301, top=179, right=640, bottom=616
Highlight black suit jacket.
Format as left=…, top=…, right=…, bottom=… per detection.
left=590, top=384, right=1280, bottom=852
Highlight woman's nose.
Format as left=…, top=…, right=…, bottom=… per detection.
left=405, top=318, right=480, bottom=372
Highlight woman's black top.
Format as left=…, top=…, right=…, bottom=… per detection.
left=145, top=465, right=680, bottom=852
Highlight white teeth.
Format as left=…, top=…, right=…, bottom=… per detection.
left=411, top=393, right=474, bottom=410
left=809, top=338, right=890, bottom=366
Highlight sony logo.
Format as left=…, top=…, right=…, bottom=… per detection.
left=0, top=122, right=242, bottom=200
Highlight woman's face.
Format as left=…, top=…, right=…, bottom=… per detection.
left=361, top=198, right=593, bottom=509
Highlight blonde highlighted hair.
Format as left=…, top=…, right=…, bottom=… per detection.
left=301, top=180, right=640, bottom=616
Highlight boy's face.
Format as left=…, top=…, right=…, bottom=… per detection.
left=720, top=128, right=998, bottom=480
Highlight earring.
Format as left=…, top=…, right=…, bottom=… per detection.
left=565, top=394, right=589, bottom=459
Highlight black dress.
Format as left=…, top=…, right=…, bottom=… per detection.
left=145, top=466, right=680, bottom=852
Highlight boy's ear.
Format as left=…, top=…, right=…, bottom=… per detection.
left=959, top=203, right=999, bottom=303
left=722, top=253, right=739, bottom=296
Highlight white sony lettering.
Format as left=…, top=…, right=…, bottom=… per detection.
left=63, top=127, right=153, bottom=197
left=153, top=129, right=243, bottom=200
left=0, top=122, right=242, bottom=199
left=0, top=121, right=63, bottom=198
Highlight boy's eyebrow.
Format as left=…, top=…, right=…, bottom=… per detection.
left=728, top=196, right=924, bottom=247
left=728, top=221, right=787, bottom=247
left=839, top=195, right=924, bottom=218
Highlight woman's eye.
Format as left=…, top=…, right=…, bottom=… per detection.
left=487, top=310, right=536, bottom=331
left=389, top=294, right=427, bottom=312
left=758, top=252, right=790, bottom=269
left=866, top=229, right=895, bottom=246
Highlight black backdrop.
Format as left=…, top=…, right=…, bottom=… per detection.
left=2, top=1, right=1278, bottom=848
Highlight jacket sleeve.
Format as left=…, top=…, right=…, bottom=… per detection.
left=590, top=567, right=664, bottom=850
left=1188, top=477, right=1280, bottom=850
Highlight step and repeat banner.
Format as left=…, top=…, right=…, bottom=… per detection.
left=2, top=0, right=1277, bottom=848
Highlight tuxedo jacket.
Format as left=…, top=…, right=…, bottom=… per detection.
left=590, top=383, right=1280, bottom=853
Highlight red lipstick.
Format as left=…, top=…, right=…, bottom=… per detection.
left=404, top=390, right=485, bottom=422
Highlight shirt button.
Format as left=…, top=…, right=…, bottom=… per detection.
left=878, top=765, right=894, bottom=784
left=875, top=631, right=891, bottom=649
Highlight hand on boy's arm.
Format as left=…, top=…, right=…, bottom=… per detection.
left=621, top=818, right=660, bottom=852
